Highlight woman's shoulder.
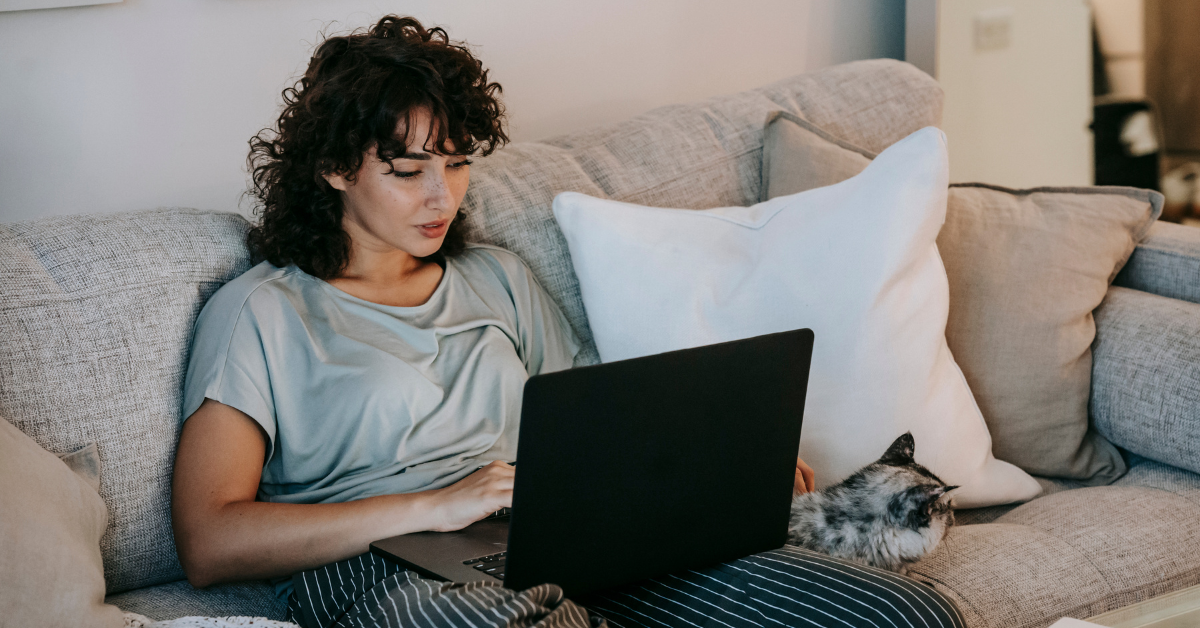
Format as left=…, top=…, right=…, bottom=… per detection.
left=452, top=243, right=535, bottom=284
left=455, top=242, right=528, bottom=268
left=196, top=261, right=309, bottom=330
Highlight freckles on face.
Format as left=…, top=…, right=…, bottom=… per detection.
left=337, top=119, right=472, bottom=258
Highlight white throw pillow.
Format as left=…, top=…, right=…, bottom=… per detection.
left=552, top=127, right=1040, bottom=509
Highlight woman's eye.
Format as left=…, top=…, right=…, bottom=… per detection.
left=450, top=159, right=473, bottom=169
left=393, top=170, right=420, bottom=179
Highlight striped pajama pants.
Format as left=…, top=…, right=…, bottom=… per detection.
left=287, top=546, right=964, bottom=628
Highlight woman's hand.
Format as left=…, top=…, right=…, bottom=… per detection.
left=426, top=461, right=515, bottom=532
left=794, top=458, right=815, bottom=496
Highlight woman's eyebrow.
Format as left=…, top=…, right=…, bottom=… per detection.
left=398, top=151, right=432, bottom=160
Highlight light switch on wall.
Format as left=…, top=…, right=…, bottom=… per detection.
left=975, top=7, right=1014, bottom=51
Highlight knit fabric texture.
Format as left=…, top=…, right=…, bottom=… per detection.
left=109, top=580, right=287, bottom=623
left=1091, top=286, right=1200, bottom=475
left=910, top=455, right=1200, bottom=628
left=1114, top=220, right=1200, bottom=304
left=0, top=209, right=253, bottom=592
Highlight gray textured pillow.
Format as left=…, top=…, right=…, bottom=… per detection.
left=1091, top=287, right=1200, bottom=475
left=763, top=112, right=1163, bottom=483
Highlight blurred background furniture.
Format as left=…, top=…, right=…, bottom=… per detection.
left=907, top=0, right=1200, bottom=225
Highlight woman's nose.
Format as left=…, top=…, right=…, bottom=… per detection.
left=425, top=168, right=455, bottom=209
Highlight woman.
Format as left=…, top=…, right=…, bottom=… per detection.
left=172, top=15, right=964, bottom=628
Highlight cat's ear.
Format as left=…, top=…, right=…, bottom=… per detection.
left=879, top=432, right=915, bottom=466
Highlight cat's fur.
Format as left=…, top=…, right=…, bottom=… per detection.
left=787, top=433, right=956, bottom=573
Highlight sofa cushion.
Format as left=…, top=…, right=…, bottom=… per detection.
left=1091, top=287, right=1200, bottom=475
left=953, top=476, right=1085, bottom=526
left=1114, top=221, right=1200, bottom=305
left=938, top=185, right=1160, bottom=484
left=105, top=580, right=287, bottom=622
left=760, top=111, right=1163, bottom=484
left=459, top=58, right=942, bottom=367
left=950, top=451, right=1200, bottom=524
left=106, top=461, right=1193, bottom=626
left=0, top=209, right=253, bottom=593
left=909, top=464, right=1200, bottom=628
left=760, top=110, right=875, bottom=201
left=1112, top=454, right=1200, bottom=503
left=1, top=416, right=125, bottom=628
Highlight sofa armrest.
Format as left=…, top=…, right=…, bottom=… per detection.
left=1113, top=221, right=1200, bottom=305
left=1090, top=286, right=1200, bottom=475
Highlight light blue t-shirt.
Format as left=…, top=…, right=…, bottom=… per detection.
left=181, top=243, right=581, bottom=505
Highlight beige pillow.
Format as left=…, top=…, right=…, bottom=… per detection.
left=760, top=111, right=876, bottom=201
left=0, top=418, right=124, bottom=628
left=762, top=112, right=1163, bottom=483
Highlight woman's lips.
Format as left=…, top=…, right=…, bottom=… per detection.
left=417, top=220, right=448, bottom=238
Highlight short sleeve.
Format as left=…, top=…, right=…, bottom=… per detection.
left=181, top=277, right=279, bottom=461
left=505, top=256, right=582, bottom=376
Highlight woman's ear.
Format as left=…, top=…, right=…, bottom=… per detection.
left=322, top=171, right=351, bottom=192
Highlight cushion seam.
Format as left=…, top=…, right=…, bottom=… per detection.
left=907, top=572, right=989, bottom=627
left=611, top=144, right=758, bottom=202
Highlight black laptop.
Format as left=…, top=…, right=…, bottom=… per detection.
left=370, top=328, right=814, bottom=598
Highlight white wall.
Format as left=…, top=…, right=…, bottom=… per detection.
left=915, top=0, right=1093, bottom=187
left=0, top=0, right=904, bottom=223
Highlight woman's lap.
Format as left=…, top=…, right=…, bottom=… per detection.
left=584, top=546, right=963, bottom=628
left=288, top=547, right=963, bottom=628
left=288, top=554, right=594, bottom=628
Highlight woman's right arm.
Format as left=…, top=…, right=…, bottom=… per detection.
left=171, top=399, right=515, bottom=588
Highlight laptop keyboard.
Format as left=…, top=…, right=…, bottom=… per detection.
left=483, top=507, right=511, bottom=520
left=463, top=551, right=507, bottom=579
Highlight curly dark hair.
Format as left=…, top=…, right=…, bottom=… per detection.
left=246, top=15, right=508, bottom=279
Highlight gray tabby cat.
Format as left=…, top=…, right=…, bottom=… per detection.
left=787, top=432, right=957, bottom=573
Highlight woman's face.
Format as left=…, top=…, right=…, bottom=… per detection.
left=325, top=108, right=471, bottom=262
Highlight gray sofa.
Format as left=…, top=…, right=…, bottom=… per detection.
left=2, top=59, right=1198, bottom=628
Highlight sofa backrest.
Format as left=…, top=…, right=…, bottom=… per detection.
left=0, top=59, right=941, bottom=594
left=459, top=59, right=943, bottom=366
left=0, top=210, right=252, bottom=593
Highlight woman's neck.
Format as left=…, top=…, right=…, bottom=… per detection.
left=327, top=241, right=445, bottom=308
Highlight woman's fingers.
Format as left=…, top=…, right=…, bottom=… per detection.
left=474, top=461, right=515, bottom=502
left=430, top=462, right=518, bottom=531
left=796, top=458, right=815, bottom=493
left=479, top=460, right=516, bottom=476
left=478, top=461, right=515, bottom=487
